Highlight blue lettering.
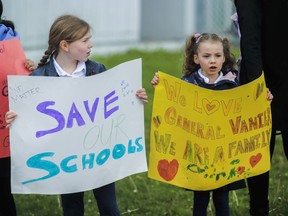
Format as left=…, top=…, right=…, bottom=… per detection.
left=82, top=153, right=95, bottom=169
left=128, top=137, right=143, bottom=154
left=60, top=155, right=78, bottom=173
left=22, top=137, right=144, bottom=184
left=135, top=137, right=143, bottom=152
left=128, top=139, right=136, bottom=153
left=22, top=152, right=60, bottom=184
left=113, top=144, right=126, bottom=159
left=36, top=101, right=65, bottom=138
left=96, top=149, right=110, bottom=165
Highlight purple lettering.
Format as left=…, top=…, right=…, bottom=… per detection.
left=36, top=101, right=65, bottom=138
left=104, top=90, right=119, bottom=119
left=84, top=98, right=99, bottom=122
left=35, top=91, right=119, bottom=138
left=67, top=102, right=85, bottom=128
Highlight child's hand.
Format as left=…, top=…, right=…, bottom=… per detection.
left=5, top=111, right=17, bottom=128
left=151, top=72, right=159, bottom=88
left=136, top=88, right=148, bottom=104
left=267, top=88, right=273, bottom=103
left=24, top=59, right=37, bottom=71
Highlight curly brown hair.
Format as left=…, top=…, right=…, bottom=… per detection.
left=182, top=33, right=236, bottom=75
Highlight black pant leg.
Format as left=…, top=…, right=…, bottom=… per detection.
left=212, top=190, right=229, bottom=216
left=247, top=127, right=278, bottom=216
left=0, top=176, right=17, bottom=216
left=61, top=192, right=84, bottom=216
left=247, top=172, right=269, bottom=216
left=193, top=191, right=210, bottom=216
left=93, top=183, right=120, bottom=216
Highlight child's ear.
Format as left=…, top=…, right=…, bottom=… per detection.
left=59, top=40, right=69, bottom=52
left=194, top=54, right=199, bottom=64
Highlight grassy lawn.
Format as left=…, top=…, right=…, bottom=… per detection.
left=14, top=49, right=288, bottom=215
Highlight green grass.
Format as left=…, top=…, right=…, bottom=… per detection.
left=14, top=49, right=288, bottom=215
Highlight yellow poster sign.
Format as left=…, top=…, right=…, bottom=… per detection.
left=148, top=72, right=271, bottom=190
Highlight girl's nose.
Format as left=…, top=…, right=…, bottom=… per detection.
left=88, top=40, right=93, bottom=48
left=210, top=56, right=216, bottom=63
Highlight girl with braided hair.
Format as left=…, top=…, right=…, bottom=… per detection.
left=5, top=14, right=148, bottom=216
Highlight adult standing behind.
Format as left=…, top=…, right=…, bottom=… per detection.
left=0, top=0, right=35, bottom=215
left=235, top=0, right=288, bottom=215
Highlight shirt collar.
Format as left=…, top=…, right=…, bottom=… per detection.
left=53, top=57, right=86, bottom=77
left=197, top=68, right=223, bottom=84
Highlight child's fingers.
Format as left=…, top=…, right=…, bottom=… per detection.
left=136, top=88, right=148, bottom=103
left=5, top=112, right=17, bottom=128
left=24, top=59, right=37, bottom=71
left=266, top=89, right=273, bottom=102
left=151, top=72, right=159, bottom=87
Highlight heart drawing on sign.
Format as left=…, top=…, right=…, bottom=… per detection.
left=202, top=98, right=220, bottom=115
left=157, top=159, right=179, bottom=181
left=250, top=153, right=262, bottom=168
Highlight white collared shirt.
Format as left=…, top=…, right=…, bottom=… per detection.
left=53, top=57, right=86, bottom=78
left=197, top=68, right=223, bottom=84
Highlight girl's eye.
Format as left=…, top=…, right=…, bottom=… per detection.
left=83, top=38, right=91, bottom=42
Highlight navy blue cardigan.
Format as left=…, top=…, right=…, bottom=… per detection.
left=30, top=59, right=106, bottom=77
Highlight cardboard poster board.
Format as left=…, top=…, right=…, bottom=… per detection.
left=0, top=38, right=29, bottom=158
left=148, top=72, right=271, bottom=190
left=8, top=59, right=147, bottom=194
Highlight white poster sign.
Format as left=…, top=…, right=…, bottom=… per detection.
left=8, top=58, right=147, bottom=194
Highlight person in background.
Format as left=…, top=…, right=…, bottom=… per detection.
left=5, top=14, right=148, bottom=216
left=151, top=33, right=270, bottom=216
left=0, top=0, right=35, bottom=215
left=235, top=0, right=288, bottom=215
